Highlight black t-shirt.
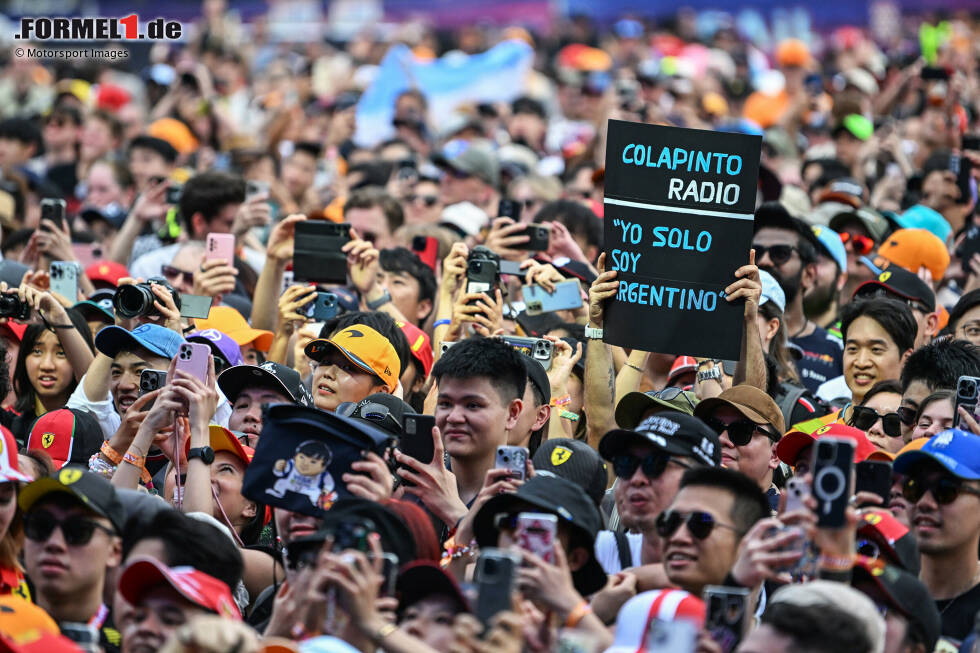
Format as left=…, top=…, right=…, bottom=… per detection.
left=936, top=581, right=980, bottom=643
left=790, top=326, right=843, bottom=394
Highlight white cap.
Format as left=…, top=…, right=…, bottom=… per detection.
left=759, top=269, right=786, bottom=313
left=603, top=589, right=704, bottom=653
left=769, top=581, right=885, bottom=653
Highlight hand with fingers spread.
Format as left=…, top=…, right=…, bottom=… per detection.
left=451, top=289, right=504, bottom=337
left=343, top=451, right=394, bottom=503
left=485, top=217, right=531, bottom=261
left=192, top=258, right=238, bottom=300
left=725, top=250, right=762, bottom=320
left=35, top=218, right=76, bottom=263
left=729, top=517, right=805, bottom=588
left=454, top=467, right=525, bottom=546
left=393, top=424, right=468, bottom=527
left=520, top=260, right=565, bottom=294
left=515, top=544, right=584, bottom=619
left=588, top=252, right=619, bottom=328
left=266, top=213, right=308, bottom=263
left=278, top=284, right=317, bottom=326
left=232, top=195, right=272, bottom=239
left=343, top=230, right=381, bottom=297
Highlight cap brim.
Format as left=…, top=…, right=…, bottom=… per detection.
left=893, top=449, right=980, bottom=480
left=207, top=424, right=252, bottom=463
left=866, top=449, right=896, bottom=462
left=599, top=428, right=670, bottom=461
left=775, top=431, right=816, bottom=466
left=306, top=339, right=390, bottom=390
left=227, top=327, right=274, bottom=352
left=95, top=325, right=171, bottom=359
left=217, top=365, right=297, bottom=405
left=694, top=397, right=770, bottom=426
left=615, top=392, right=693, bottom=428
left=0, top=469, right=33, bottom=484
left=119, top=558, right=218, bottom=613
left=396, top=562, right=470, bottom=613
left=18, top=477, right=115, bottom=527
left=72, top=300, right=114, bottom=323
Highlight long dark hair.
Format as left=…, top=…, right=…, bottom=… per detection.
left=13, top=308, right=94, bottom=416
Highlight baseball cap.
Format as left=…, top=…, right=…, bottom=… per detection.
left=601, top=412, right=721, bottom=467
left=95, top=323, right=184, bottom=360
left=433, top=139, right=500, bottom=188
left=615, top=388, right=699, bottom=427
left=776, top=422, right=877, bottom=467
left=522, top=356, right=551, bottom=405
left=0, top=596, right=60, bottom=643
left=893, top=428, right=980, bottom=480
left=397, top=321, right=433, bottom=377
left=305, top=325, right=400, bottom=393
left=27, top=409, right=105, bottom=469
left=395, top=561, right=469, bottom=614
left=854, top=264, right=936, bottom=312
left=876, top=228, right=950, bottom=281
left=85, top=260, right=128, bottom=287
left=769, top=581, right=885, bottom=650
left=0, top=321, right=26, bottom=343
left=759, top=269, right=786, bottom=313
left=80, top=204, right=128, bottom=230
left=217, top=362, right=314, bottom=407
left=188, top=328, right=246, bottom=368
left=604, top=589, right=705, bottom=653
left=839, top=114, right=874, bottom=142
left=829, top=207, right=892, bottom=243
left=856, top=509, right=920, bottom=574
left=775, top=38, right=811, bottom=67
left=0, top=426, right=30, bottom=483
left=439, top=202, right=488, bottom=238
left=811, top=225, right=848, bottom=272
left=183, top=424, right=253, bottom=465
left=118, top=556, right=241, bottom=620
left=72, top=298, right=114, bottom=324
left=851, top=558, right=940, bottom=652
left=817, top=178, right=864, bottom=208
left=694, top=384, right=786, bottom=436
left=897, top=204, right=952, bottom=244
left=667, top=356, right=698, bottom=386
left=19, top=466, right=125, bottom=533
left=339, top=393, right=413, bottom=438
left=195, top=306, right=274, bottom=352
left=472, top=475, right=606, bottom=595
left=532, top=438, right=607, bottom=506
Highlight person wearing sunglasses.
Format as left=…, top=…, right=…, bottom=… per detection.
left=434, top=139, right=500, bottom=218
left=848, top=379, right=905, bottom=454
left=404, top=178, right=443, bottom=225
left=596, top=412, right=720, bottom=574
left=893, top=429, right=980, bottom=642
left=752, top=203, right=843, bottom=395
left=829, top=207, right=889, bottom=299
left=19, top=467, right=125, bottom=651
left=658, top=466, right=770, bottom=597
left=852, top=262, right=939, bottom=350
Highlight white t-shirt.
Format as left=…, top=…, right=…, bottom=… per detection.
left=594, top=530, right=643, bottom=575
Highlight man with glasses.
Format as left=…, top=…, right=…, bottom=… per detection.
left=595, top=412, right=720, bottom=574
left=893, top=428, right=980, bottom=642
left=20, top=467, right=125, bottom=652
left=694, top=385, right=785, bottom=508
left=753, top=202, right=843, bottom=394
left=217, top=361, right=314, bottom=447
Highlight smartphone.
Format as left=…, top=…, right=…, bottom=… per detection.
left=246, top=180, right=269, bottom=200
left=466, top=257, right=498, bottom=296
left=302, top=291, right=338, bottom=321
left=139, top=369, right=168, bottom=410
left=49, top=261, right=79, bottom=302
left=367, top=552, right=399, bottom=597
left=645, top=619, right=697, bottom=652
left=495, top=445, right=529, bottom=481
left=764, top=524, right=807, bottom=575
left=174, top=342, right=211, bottom=383
left=523, top=279, right=584, bottom=315
left=513, top=224, right=551, bottom=251
left=293, top=221, right=351, bottom=284
left=704, top=586, right=750, bottom=653
left=784, top=476, right=810, bottom=513
left=855, top=461, right=892, bottom=506
left=40, top=198, right=67, bottom=232
left=811, top=437, right=855, bottom=528
left=281, top=270, right=295, bottom=296
left=951, top=152, right=973, bottom=205
left=500, top=335, right=554, bottom=371
left=954, top=375, right=980, bottom=429
left=964, top=134, right=980, bottom=151
left=921, top=66, right=950, bottom=81
left=439, top=341, right=455, bottom=356
left=515, top=512, right=557, bottom=564
left=474, top=549, right=520, bottom=628
left=399, top=414, right=436, bottom=464
left=960, top=226, right=980, bottom=274
left=498, top=198, right=522, bottom=222
left=165, top=184, right=183, bottom=205
left=206, top=233, right=236, bottom=263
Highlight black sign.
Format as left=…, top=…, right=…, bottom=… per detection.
left=603, top=120, right=762, bottom=359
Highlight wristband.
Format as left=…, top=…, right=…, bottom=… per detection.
left=560, top=410, right=580, bottom=421
left=564, top=600, right=592, bottom=628
left=100, top=441, right=123, bottom=465
left=370, top=622, right=398, bottom=645
left=818, top=554, right=855, bottom=571
left=88, top=453, right=116, bottom=479
left=433, top=319, right=451, bottom=328
left=366, top=290, right=393, bottom=310
left=550, top=394, right=571, bottom=407
left=584, top=325, right=603, bottom=340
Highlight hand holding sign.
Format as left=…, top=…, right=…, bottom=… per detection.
left=724, top=250, right=762, bottom=321
left=588, top=253, right=619, bottom=329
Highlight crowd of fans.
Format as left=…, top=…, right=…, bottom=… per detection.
left=0, top=3, right=979, bottom=653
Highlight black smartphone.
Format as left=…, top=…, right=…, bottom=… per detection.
left=960, top=225, right=980, bottom=274
left=964, top=134, right=980, bottom=151
left=40, top=198, right=67, bottom=232
left=855, top=461, right=892, bottom=506
left=466, top=257, right=499, bottom=296
left=139, top=369, right=168, bottom=410
left=474, top=549, right=520, bottom=628
left=922, top=66, right=950, bottom=81
left=399, top=414, right=436, bottom=465
left=498, top=198, right=522, bottom=222
left=811, top=437, right=855, bottom=528
left=951, top=152, right=973, bottom=205
left=954, top=375, right=980, bottom=429
left=512, top=223, right=551, bottom=251
left=165, top=184, right=183, bottom=205
left=704, top=586, right=750, bottom=653
left=293, top=221, right=351, bottom=284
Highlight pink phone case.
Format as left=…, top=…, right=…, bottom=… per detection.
left=206, top=233, right=236, bottom=262
left=515, top=513, right=557, bottom=564
left=174, top=343, right=210, bottom=382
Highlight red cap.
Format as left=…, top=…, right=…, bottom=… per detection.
left=0, top=631, right=85, bottom=653
left=118, top=557, right=241, bottom=620
left=0, top=426, right=30, bottom=483
left=95, top=84, right=131, bottom=112
left=184, top=425, right=253, bottom=465
left=667, top=356, right=698, bottom=385
left=397, top=321, right=433, bottom=377
left=0, top=322, right=26, bottom=342
left=776, top=423, right=877, bottom=467
left=85, top=261, right=129, bottom=287
left=27, top=409, right=103, bottom=469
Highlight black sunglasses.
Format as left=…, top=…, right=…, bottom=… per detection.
left=648, top=387, right=697, bottom=413
left=902, top=476, right=980, bottom=505
left=703, top=416, right=778, bottom=446
left=655, top=510, right=741, bottom=540
left=849, top=406, right=903, bottom=438
left=408, top=194, right=439, bottom=207
left=751, top=243, right=798, bottom=266
left=896, top=406, right=917, bottom=426
left=612, top=453, right=691, bottom=480
left=353, top=402, right=402, bottom=434
left=24, top=510, right=115, bottom=546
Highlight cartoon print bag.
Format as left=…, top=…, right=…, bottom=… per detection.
left=242, top=404, right=392, bottom=516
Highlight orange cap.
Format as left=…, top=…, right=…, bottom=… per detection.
left=147, top=117, right=199, bottom=155
left=776, top=38, right=811, bottom=67
left=0, top=596, right=59, bottom=642
left=876, top=229, right=950, bottom=281
left=195, top=306, right=274, bottom=352
left=304, top=325, right=401, bottom=392
left=557, top=44, right=612, bottom=72
left=184, top=424, right=253, bottom=464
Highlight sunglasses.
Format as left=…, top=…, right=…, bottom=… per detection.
left=655, top=510, right=740, bottom=540
left=896, top=406, right=917, bottom=426
left=751, top=243, right=798, bottom=266
left=161, top=265, right=194, bottom=284
left=901, top=476, right=980, bottom=505
left=840, top=232, right=875, bottom=255
left=24, top=510, right=115, bottom=546
left=849, top=406, right=903, bottom=438
left=648, top=387, right=697, bottom=413
left=703, top=417, right=778, bottom=446
left=407, top=194, right=439, bottom=207
left=612, top=453, right=691, bottom=480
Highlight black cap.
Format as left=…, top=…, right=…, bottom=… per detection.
left=396, top=561, right=470, bottom=613
left=472, top=475, right=606, bottom=595
left=599, top=412, right=721, bottom=467
left=532, top=438, right=607, bottom=506
left=511, top=96, right=546, bottom=119
left=19, top=466, right=125, bottom=533
left=854, top=262, right=936, bottom=312
left=341, top=393, right=414, bottom=438
left=522, top=356, right=551, bottom=405
left=753, top=201, right=823, bottom=255
left=217, top=362, right=314, bottom=407
left=851, top=558, right=940, bottom=652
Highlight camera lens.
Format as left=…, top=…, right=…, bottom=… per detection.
left=114, top=284, right=153, bottom=319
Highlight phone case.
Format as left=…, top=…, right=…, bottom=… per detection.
left=399, top=415, right=436, bottom=464
left=293, top=221, right=351, bottom=284
left=784, top=476, right=809, bottom=513
left=49, top=262, right=79, bottom=302
left=704, top=586, right=750, bottom=653
left=174, top=343, right=211, bottom=383
left=515, top=513, right=557, bottom=564
left=206, top=233, right=236, bottom=262
left=495, top=446, right=528, bottom=481
left=474, top=549, right=520, bottom=627
left=523, top=279, right=585, bottom=315
left=40, top=199, right=67, bottom=229
left=311, top=292, right=339, bottom=321
left=497, top=199, right=522, bottom=222
left=954, top=375, right=980, bottom=429
left=513, top=224, right=550, bottom=251
left=855, top=461, right=892, bottom=505
left=500, top=336, right=554, bottom=371
left=139, top=369, right=168, bottom=395
left=811, top=437, right=855, bottom=528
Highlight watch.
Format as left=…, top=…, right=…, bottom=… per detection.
left=584, top=325, right=604, bottom=340
left=188, top=446, right=215, bottom=465
left=697, top=367, right=722, bottom=383
left=366, top=290, right=392, bottom=310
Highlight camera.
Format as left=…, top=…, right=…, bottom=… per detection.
left=466, top=246, right=501, bottom=294
left=113, top=277, right=182, bottom=319
left=0, top=293, right=31, bottom=321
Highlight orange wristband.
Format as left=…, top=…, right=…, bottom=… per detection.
left=100, top=441, right=122, bottom=464
left=564, top=600, right=592, bottom=628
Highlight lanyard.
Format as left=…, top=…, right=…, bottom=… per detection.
left=88, top=603, right=108, bottom=630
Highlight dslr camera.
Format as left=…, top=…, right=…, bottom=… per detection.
left=0, top=293, right=31, bottom=321
left=113, top=277, right=182, bottom=319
